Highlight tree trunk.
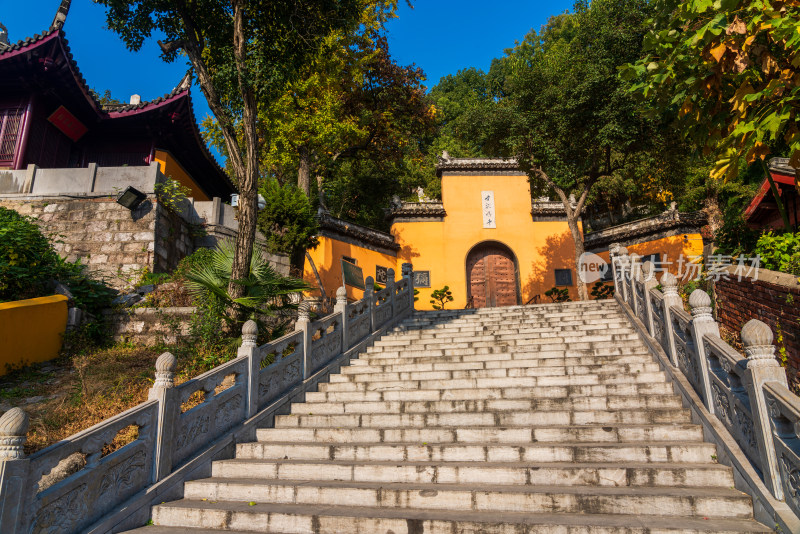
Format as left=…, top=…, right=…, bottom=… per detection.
left=536, top=166, right=595, bottom=302
left=298, top=145, right=311, bottom=196
left=227, top=0, right=260, bottom=315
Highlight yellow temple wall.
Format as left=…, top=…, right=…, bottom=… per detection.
left=392, top=174, right=579, bottom=310
left=154, top=149, right=211, bottom=201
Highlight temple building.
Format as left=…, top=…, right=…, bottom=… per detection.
left=0, top=0, right=233, bottom=200
left=743, top=157, right=799, bottom=230
left=304, top=156, right=708, bottom=310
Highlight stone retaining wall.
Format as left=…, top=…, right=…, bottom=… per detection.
left=715, top=265, right=800, bottom=385
left=103, top=307, right=196, bottom=345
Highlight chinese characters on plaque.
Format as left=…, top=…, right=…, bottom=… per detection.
left=375, top=265, right=388, bottom=285
left=413, top=271, right=431, bottom=288
left=481, top=191, right=496, bottom=229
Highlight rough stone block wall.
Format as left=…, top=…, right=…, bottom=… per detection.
left=0, top=197, right=160, bottom=288
left=103, top=307, right=195, bottom=345
left=154, top=207, right=195, bottom=274
left=716, top=268, right=800, bottom=387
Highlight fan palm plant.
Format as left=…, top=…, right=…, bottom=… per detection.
left=184, top=240, right=309, bottom=330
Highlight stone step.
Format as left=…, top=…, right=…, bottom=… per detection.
left=333, top=362, right=661, bottom=380
left=255, top=424, right=705, bottom=445
left=363, top=340, right=647, bottom=359
left=273, top=408, right=692, bottom=429
left=349, top=352, right=655, bottom=368
left=318, top=371, right=667, bottom=392
left=212, top=458, right=734, bottom=488
left=292, top=395, right=683, bottom=415
left=380, top=325, right=634, bottom=340
left=135, top=502, right=773, bottom=534
left=239, top=440, right=718, bottom=464
left=305, top=382, right=677, bottom=403
left=371, top=333, right=640, bottom=349
left=358, top=346, right=651, bottom=363
left=179, top=479, right=755, bottom=519
left=400, top=315, right=627, bottom=327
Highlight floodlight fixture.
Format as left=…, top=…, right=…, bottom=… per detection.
left=116, top=186, right=147, bottom=211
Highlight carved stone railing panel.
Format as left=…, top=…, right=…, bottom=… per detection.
left=347, top=299, right=371, bottom=349
left=671, top=308, right=703, bottom=399
left=705, top=336, right=761, bottom=468
left=649, top=289, right=668, bottom=350
left=764, top=383, right=800, bottom=517
left=372, top=286, right=393, bottom=329
left=634, top=277, right=647, bottom=326
left=309, top=312, right=343, bottom=376
left=256, top=330, right=304, bottom=410
left=394, top=278, right=410, bottom=315
left=24, top=400, right=159, bottom=534
left=173, top=357, right=248, bottom=465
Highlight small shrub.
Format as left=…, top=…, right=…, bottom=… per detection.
left=154, top=178, right=191, bottom=213
left=430, top=286, right=454, bottom=310
left=754, top=231, right=800, bottom=276
left=544, top=287, right=571, bottom=302
left=590, top=281, right=614, bottom=300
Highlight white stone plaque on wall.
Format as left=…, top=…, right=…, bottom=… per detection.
left=481, top=191, right=496, bottom=229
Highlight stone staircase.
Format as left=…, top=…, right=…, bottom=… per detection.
left=131, top=300, right=771, bottom=533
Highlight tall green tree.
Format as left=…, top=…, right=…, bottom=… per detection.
left=621, top=0, right=800, bottom=229
left=99, top=0, right=360, bottom=311
left=483, top=0, right=673, bottom=300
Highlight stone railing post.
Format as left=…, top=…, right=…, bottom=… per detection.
left=742, top=319, right=788, bottom=499
left=387, top=268, right=396, bottom=317
left=365, top=276, right=375, bottom=332
left=297, top=300, right=312, bottom=380
left=0, top=408, right=30, bottom=533
left=628, top=253, right=641, bottom=313
left=334, top=286, right=348, bottom=351
left=688, top=290, right=718, bottom=412
left=238, top=320, right=259, bottom=418
left=615, top=247, right=630, bottom=304
left=660, top=272, right=682, bottom=366
left=148, top=352, right=179, bottom=481
left=609, top=243, right=622, bottom=297
left=402, top=262, right=415, bottom=311
left=641, top=261, right=659, bottom=335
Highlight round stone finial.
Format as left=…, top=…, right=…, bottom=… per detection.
left=155, top=352, right=177, bottom=372
left=619, top=247, right=629, bottom=256
left=365, top=276, right=375, bottom=292
left=661, top=271, right=677, bottom=288
left=0, top=407, right=29, bottom=437
left=242, top=319, right=258, bottom=336
left=401, top=263, right=413, bottom=277
left=336, top=286, right=347, bottom=299
left=688, top=289, right=711, bottom=309
left=298, top=299, right=311, bottom=320
left=154, top=352, right=177, bottom=389
left=741, top=319, right=773, bottom=347
left=0, top=408, right=29, bottom=460
left=609, top=243, right=621, bottom=256
left=642, top=261, right=655, bottom=280
left=241, top=320, right=258, bottom=347
left=741, top=319, right=777, bottom=367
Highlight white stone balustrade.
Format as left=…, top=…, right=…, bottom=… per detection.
left=610, top=245, right=800, bottom=524
left=0, top=267, right=415, bottom=533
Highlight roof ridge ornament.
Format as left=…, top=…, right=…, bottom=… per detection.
left=51, top=0, right=72, bottom=31
left=175, top=72, right=192, bottom=93
left=0, top=22, right=8, bottom=48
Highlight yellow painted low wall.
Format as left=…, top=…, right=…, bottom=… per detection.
left=0, top=295, right=68, bottom=375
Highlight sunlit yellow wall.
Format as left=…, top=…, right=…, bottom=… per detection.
left=304, top=237, right=398, bottom=302
left=595, top=234, right=705, bottom=277
left=392, top=174, right=578, bottom=310
left=154, top=150, right=211, bottom=201
left=0, top=295, right=68, bottom=375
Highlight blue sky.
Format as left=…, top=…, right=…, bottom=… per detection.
left=2, top=0, right=574, bottom=158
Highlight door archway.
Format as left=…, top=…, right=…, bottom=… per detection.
left=466, top=241, right=520, bottom=308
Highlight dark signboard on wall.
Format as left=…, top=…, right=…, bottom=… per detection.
left=375, top=265, right=388, bottom=285
left=342, top=259, right=365, bottom=290
left=413, top=270, right=431, bottom=288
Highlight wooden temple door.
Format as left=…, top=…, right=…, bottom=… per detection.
left=467, top=244, right=519, bottom=308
